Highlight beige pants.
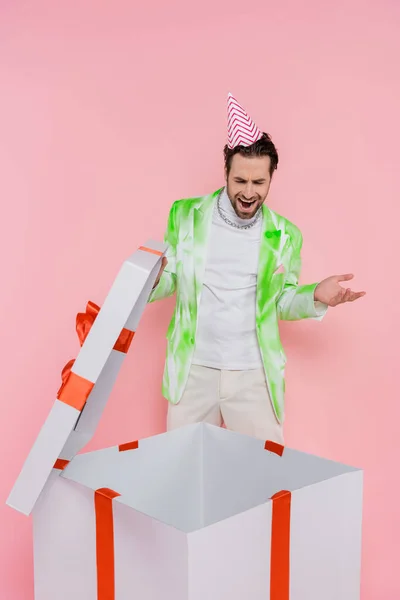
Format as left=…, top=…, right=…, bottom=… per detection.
left=166, top=364, right=284, bottom=443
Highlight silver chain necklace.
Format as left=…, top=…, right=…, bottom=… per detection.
left=216, top=190, right=262, bottom=230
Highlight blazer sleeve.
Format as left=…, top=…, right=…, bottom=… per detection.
left=276, top=228, right=328, bottom=321
left=148, top=201, right=178, bottom=303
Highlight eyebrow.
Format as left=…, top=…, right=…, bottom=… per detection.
left=234, top=177, right=266, bottom=183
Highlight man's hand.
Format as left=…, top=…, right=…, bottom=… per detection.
left=152, top=257, right=168, bottom=289
left=314, top=274, right=366, bottom=307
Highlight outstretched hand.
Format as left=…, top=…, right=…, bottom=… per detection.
left=314, top=274, right=366, bottom=307
left=153, top=257, right=168, bottom=289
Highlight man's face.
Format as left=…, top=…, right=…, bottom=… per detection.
left=226, top=154, right=272, bottom=219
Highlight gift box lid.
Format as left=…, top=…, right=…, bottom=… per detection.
left=7, top=239, right=167, bottom=516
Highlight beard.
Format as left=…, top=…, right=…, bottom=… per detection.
left=227, top=189, right=264, bottom=220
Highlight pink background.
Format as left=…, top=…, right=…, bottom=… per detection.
left=0, top=0, right=399, bottom=598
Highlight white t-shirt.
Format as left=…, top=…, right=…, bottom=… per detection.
left=192, top=188, right=264, bottom=370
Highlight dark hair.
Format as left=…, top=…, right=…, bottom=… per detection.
left=224, top=132, right=279, bottom=177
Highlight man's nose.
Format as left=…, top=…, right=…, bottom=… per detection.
left=243, top=183, right=254, bottom=199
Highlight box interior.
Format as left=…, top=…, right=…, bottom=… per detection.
left=62, top=423, right=358, bottom=533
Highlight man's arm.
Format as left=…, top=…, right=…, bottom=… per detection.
left=148, top=201, right=178, bottom=303
left=276, top=229, right=328, bottom=321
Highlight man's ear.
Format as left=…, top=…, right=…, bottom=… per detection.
left=224, top=167, right=228, bottom=183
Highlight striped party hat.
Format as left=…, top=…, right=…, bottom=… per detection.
left=227, top=93, right=263, bottom=149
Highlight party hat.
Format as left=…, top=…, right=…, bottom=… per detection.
left=227, top=92, right=263, bottom=149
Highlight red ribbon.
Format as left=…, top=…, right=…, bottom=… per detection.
left=53, top=458, right=70, bottom=470
left=57, top=301, right=135, bottom=407
left=95, top=488, right=121, bottom=600
left=264, top=440, right=291, bottom=600
left=265, top=440, right=285, bottom=457
left=118, top=440, right=139, bottom=452
left=270, top=490, right=292, bottom=600
left=76, top=300, right=100, bottom=346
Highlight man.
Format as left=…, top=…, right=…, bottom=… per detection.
left=149, top=93, right=365, bottom=442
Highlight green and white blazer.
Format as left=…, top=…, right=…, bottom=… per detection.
left=149, top=187, right=327, bottom=422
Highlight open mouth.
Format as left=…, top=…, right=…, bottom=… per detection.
left=238, top=198, right=257, bottom=212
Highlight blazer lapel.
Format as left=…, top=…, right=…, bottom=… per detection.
left=257, top=205, right=286, bottom=313
left=193, top=188, right=222, bottom=303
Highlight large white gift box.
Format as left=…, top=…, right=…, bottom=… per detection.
left=7, top=240, right=363, bottom=600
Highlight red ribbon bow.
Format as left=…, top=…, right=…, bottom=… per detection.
left=57, top=301, right=134, bottom=402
